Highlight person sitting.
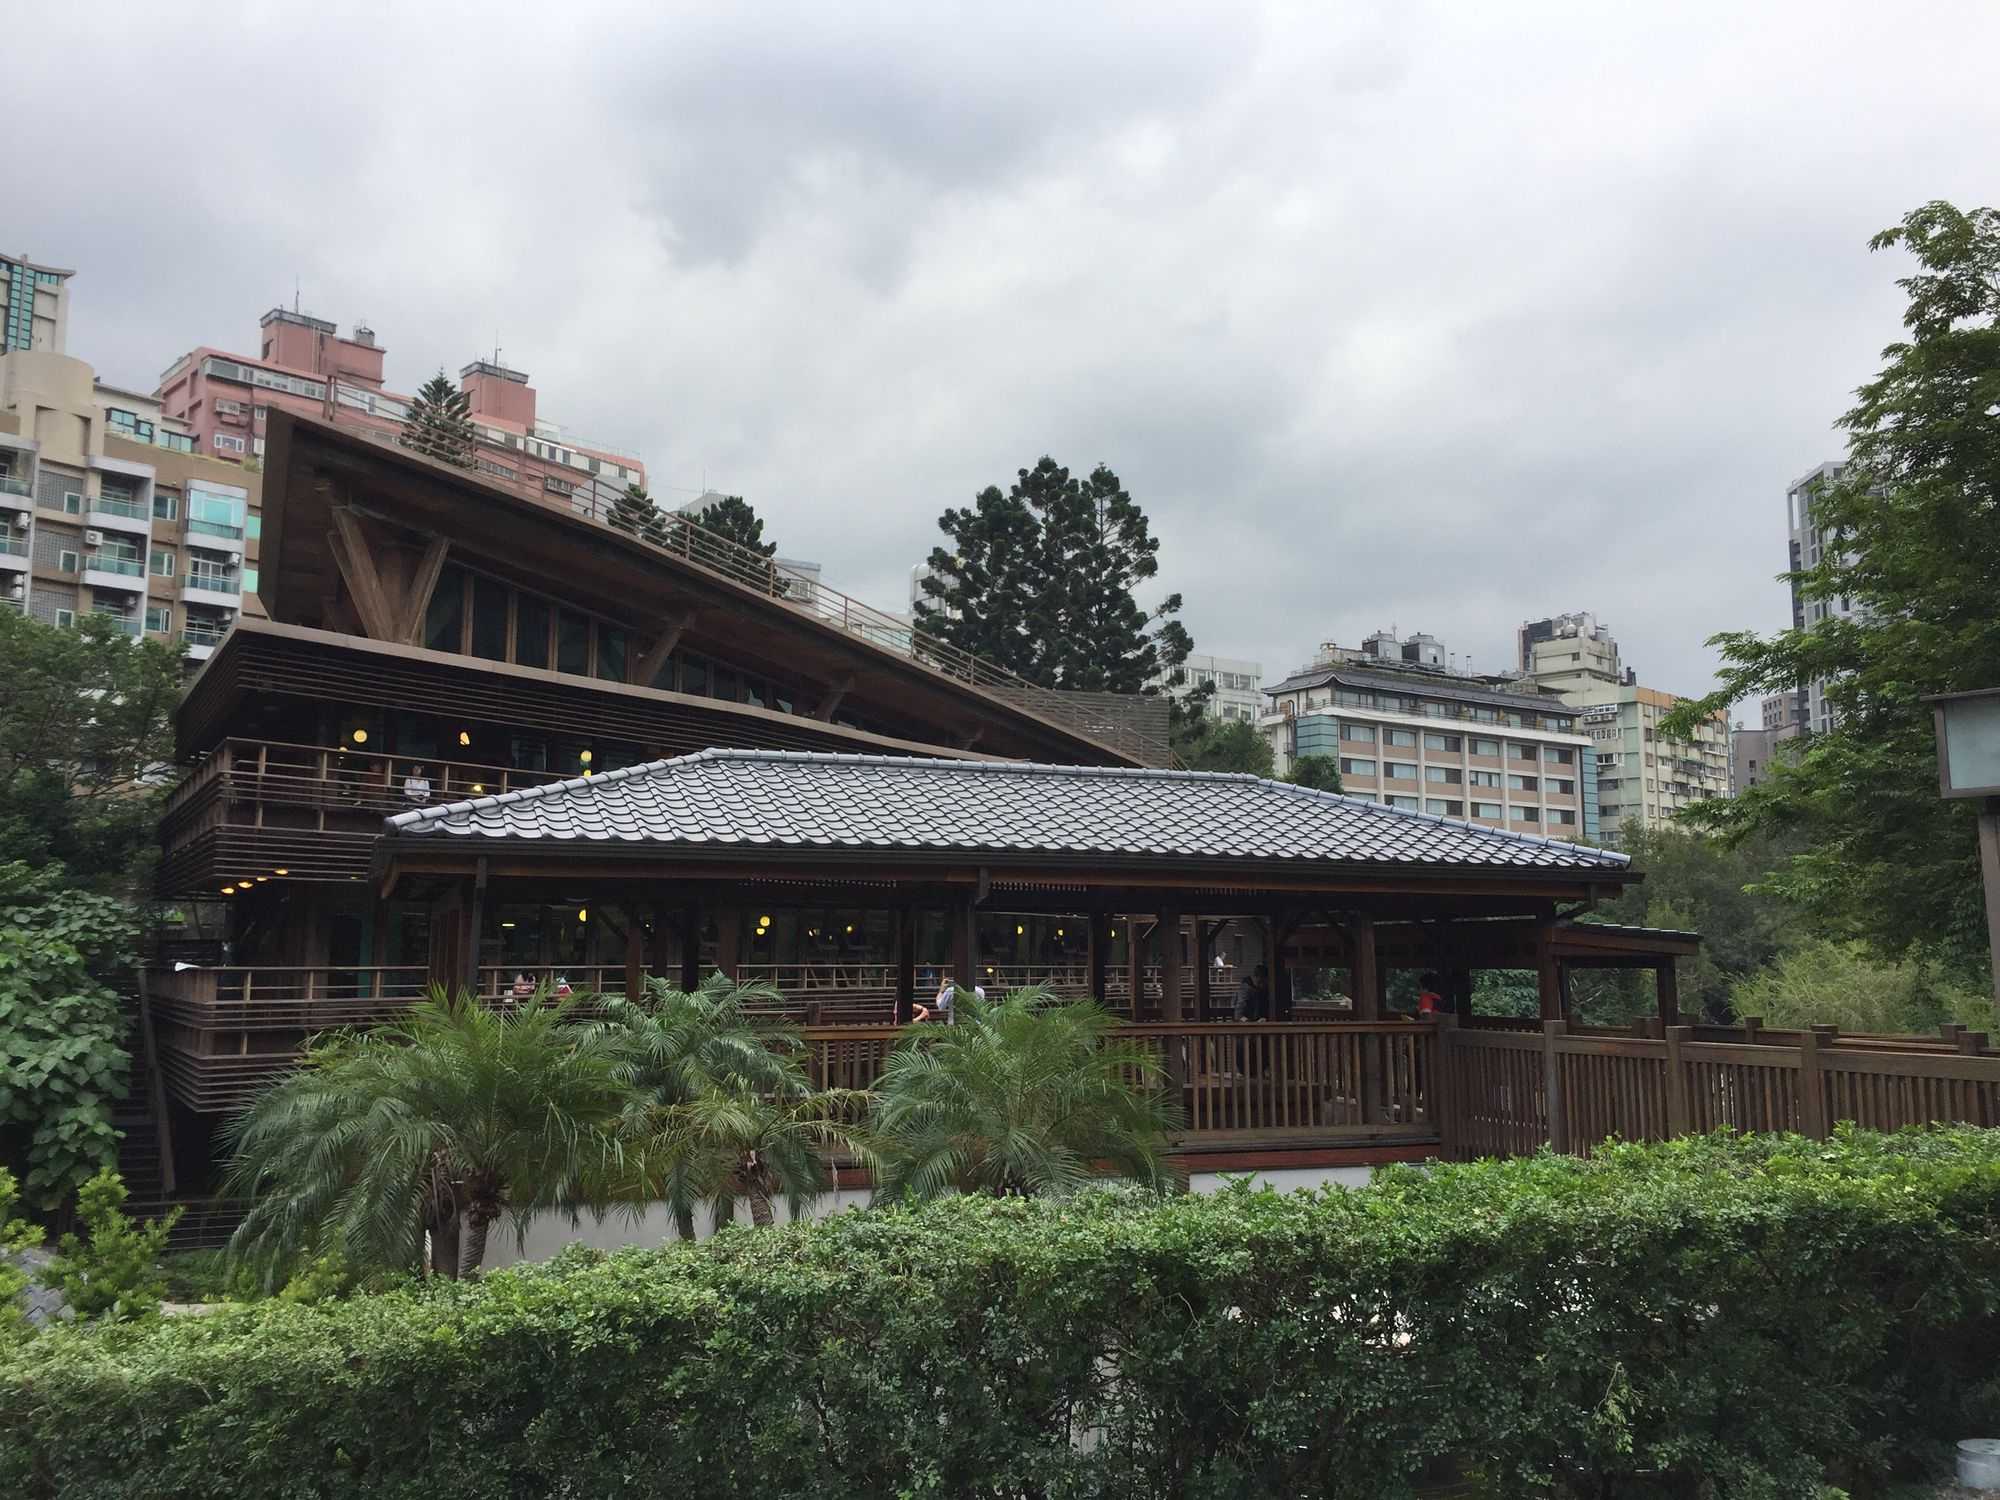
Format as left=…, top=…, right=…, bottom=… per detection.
left=1234, top=963, right=1271, bottom=1021
left=402, top=764, right=432, bottom=804
left=510, top=971, right=536, bottom=1002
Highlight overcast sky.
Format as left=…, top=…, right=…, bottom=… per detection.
left=18, top=3, right=1998, bottom=708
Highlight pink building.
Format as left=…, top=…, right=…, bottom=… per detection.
left=155, top=309, right=645, bottom=507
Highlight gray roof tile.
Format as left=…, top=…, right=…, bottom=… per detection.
left=383, top=750, right=1630, bottom=874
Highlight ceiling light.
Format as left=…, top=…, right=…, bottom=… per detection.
left=457, top=730, right=471, bottom=747
left=500, top=921, right=516, bottom=929
left=470, top=783, right=484, bottom=794
left=351, top=728, right=368, bottom=744
left=274, top=868, right=289, bottom=876
left=579, top=749, right=593, bottom=764
left=577, top=908, right=588, bottom=922
left=1015, top=924, right=1024, bottom=936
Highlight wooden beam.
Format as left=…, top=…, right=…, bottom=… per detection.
left=398, top=536, right=450, bottom=645
left=715, top=907, right=741, bottom=979
left=1349, top=915, right=1379, bottom=1022
left=1160, top=908, right=1185, bottom=1022
left=1536, top=920, right=1562, bottom=1021
left=632, top=609, right=696, bottom=687
left=326, top=509, right=399, bottom=641
left=1655, top=957, right=1681, bottom=1027
left=461, top=856, right=488, bottom=996
left=1194, top=920, right=1214, bottom=1020
left=1088, top=912, right=1110, bottom=1003
left=894, top=907, right=916, bottom=1025
left=810, top=674, right=855, bottom=722
left=624, top=901, right=645, bottom=1001
left=1125, top=916, right=1146, bottom=1018
left=679, top=901, right=702, bottom=991
left=951, top=893, right=976, bottom=988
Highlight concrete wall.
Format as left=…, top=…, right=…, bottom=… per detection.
left=485, top=1163, right=1381, bottom=1269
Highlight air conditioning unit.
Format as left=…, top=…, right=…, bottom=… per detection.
left=227, top=550, right=242, bottom=564
left=84, top=529, right=105, bottom=546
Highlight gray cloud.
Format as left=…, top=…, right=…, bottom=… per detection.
left=14, top=1, right=1998, bottom=711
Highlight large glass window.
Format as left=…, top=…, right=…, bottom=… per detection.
left=1423, top=732, right=1461, bottom=752
left=470, top=575, right=509, bottom=661
left=152, top=492, right=178, bottom=521
left=1339, top=757, right=1376, bottom=777
left=556, top=608, right=590, bottom=675
left=1424, top=766, right=1462, bottom=784
left=1509, top=743, right=1539, bottom=762
left=187, top=481, right=247, bottom=539
left=425, top=565, right=467, bottom=652
left=1386, top=795, right=1420, bottom=811
left=1383, top=761, right=1418, bottom=780
left=1385, top=728, right=1417, bottom=747
left=1470, top=737, right=1501, bottom=756
left=1339, top=722, right=1376, bottom=743
left=1425, top=798, right=1463, bottom=816
left=1508, top=774, right=1538, bottom=792
left=515, top=595, right=550, bottom=669
left=595, top=627, right=627, bottom=683
left=1471, top=801, right=1503, bottom=820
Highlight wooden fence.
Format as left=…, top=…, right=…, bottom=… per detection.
left=1441, top=1019, right=2000, bottom=1160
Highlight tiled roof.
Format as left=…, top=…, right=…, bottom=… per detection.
left=384, top=750, right=1630, bottom=874
left=1262, top=664, right=1569, bottom=715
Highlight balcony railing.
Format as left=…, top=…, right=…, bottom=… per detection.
left=0, top=536, right=26, bottom=557
left=184, top=572, right=241, bottom=595
left=181, top=623, right=230, bottom=649
left=91, top=494, right=149, bottom=521
left=163, top=737, right=573, bottom=826
left=86, top=552, right=145, bottom=576
left=0, top=475, right=30, bottom=497
left=92, top=613, right=143, bottom=638
left=186, top=519, right=243, bottom=542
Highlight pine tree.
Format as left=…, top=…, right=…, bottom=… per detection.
left=915, top=457, right=1191, bottom=690
left=607, top=482, right=667, bottom=544
left=694, top=495, right=777, bottom=558
left=399, top=371, right=476, bottom=469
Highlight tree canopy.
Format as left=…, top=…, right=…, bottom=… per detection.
left=399, top=371, right=476, bottom=469
left=1173, top=716, right=1275, bottom=776
left=693, top=494, right=778, bottom=559
left=606, top=482, right=668, bottom=545
left=1664, top=201, right=2000, bottom=974
left=914, top=457, right=1190, bottom=691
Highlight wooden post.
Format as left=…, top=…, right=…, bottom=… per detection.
left=650, top=904, right=672, bottom=990
left=715, top=908, right=741, bottom=980
left=1434, top=1012, right=1459, bottom=1160
left=1125, top=917, right=1145, bottom=1018
left=462, top=859, right=488, bottom=996
left=952, top=894, right=975, bottom=989
left=624, top=903, right=645, bottom=1002
left=1535, top=920, right=1561, bottom=1022
left=1655, top=958, right=1681, bottom=1027
left=679, top=901, right=702, bottom=991
left=1350, top=916, right=1380, bottom=1020
left=1664, top=1023, right=1692, bottom=1137
left=1798, top=1024, right=1828, bottom=1140
left=132, top=968, right=176, bottom=1195
left=1159, top=908, right=1184, bottom=1023
left=1194, top=920, right=1213, bottom=1021
left=1543, top=1019, right=1569, bottom=1154
left=894, top=907, right=917, bottom=1025
left=1087, top=913, right=1110, bottom=1004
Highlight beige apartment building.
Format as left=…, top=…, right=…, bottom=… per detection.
left=1568, top=682, right=1730, bottom=841
left=1261, top=631, right=1600, bottom=842
left=0, top=273, right=259, bottom=660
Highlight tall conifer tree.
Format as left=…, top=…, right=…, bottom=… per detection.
left=400, top=371, right=476, bottom=469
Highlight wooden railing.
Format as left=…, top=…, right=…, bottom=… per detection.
left=164, top=738, right=570, bottom=827
left=1442, top=1019, right=2000, bottom=1159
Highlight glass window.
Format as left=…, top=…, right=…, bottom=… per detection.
left=470, top=575, right=508, bottom=661
left=515, top=595, right=550, bottom=669
left=1470, top=770, right=1502, bottom=788
left=682, top=655, right=710, bottom=697
left=1472, top=801, right=1503, bottom=820
left=711, top=665, right=740, bottom=703
left=1425, top=798, right=1463, bottom=816
left=1470, top=737, right=1500, bottom=756
left=1549, top=809, right=1577, bottom=825
left=150, top=548, right=176, bottom=577
left=1339, top=757, right=1376, bottom=778
left=1549, top=778, right=1574, bottom=795
left=1516, top=807, right=1541, bottom=823
left=595, top=627, right=627, bottom=683
left=1546, top=747, right=1574, bottom=764
left=1508, top=774, right=1538, bottom=792
left=246, top=513, right=262, bottom=540
left=145, top=605, right=171, bottom=634
left=1383, top=761, right=1418, bottom=780
left=425, top=565, right=467, bottom=652
left=556, top=609, right=590, bottom=674
left=242, top=565, right=259, bottom=595
left=1424, top=766, right=1462, bottom=784
left=1385, top=728, right=1417, bottom=747
left=1510, top=743, right=1538, bottom=762
left=1423, top=732, right=1461, bottom=752
left=1386, top=794, right=1420, bottom=811
left=152, top=493, right=178, bottom=521
left=1339, top=722, right=1376, bottom=743
left=651, top=652, right=679, bottom=692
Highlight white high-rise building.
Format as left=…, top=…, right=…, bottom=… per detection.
left=1787, top=461, right=1863, bottom=735
left=1154, top=653, right=1263, bottom=723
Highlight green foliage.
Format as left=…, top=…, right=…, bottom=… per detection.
left=221, top=989, right=637, bottom=1284
left=0, top=1168, right=45, bottom=1340
left=0, top=864, right=135, bottom=1210
left=3, top=1130, right=1997, bottom=1497
left=916, top=456, right=1190, bottom=692
left=1286, top=753, right=1344, bottom=793
left=692, top=493, right=778, bottom=559
left=1731, top=937, right=1995, bottom=1034
left=47, top=1170, right=176, bottom=1323
left=0, top=607, right=184, bottom=892
left=866, top=986, right=1184, bottom=1200
left=398, top=371, right=476, bottom=468
left=1173, top=715, right=1276, bottom=775
left=1664, top=202, right=2000, bottom=971
left=604, top=481, right=669, bottom=545
left=598, top=974, right=859, bottom=1232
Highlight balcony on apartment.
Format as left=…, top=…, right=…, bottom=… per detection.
left=90, top=607, right=143, bottom=639
left=83, top=546, right=148, bottom=594
left=0, top=473, right=31, bottom=508
left=0, top=530, right=26, bottom=572
left=181, top=565, right=242, bottom=610
left=86, top=489, right=154, bottom=537
left=180, top=615, right=233, bottom=660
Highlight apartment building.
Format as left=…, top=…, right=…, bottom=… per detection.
left=1155, top=652, right=1264, bottom=723
left=1261, top=631, right=1599, bottom=843
left=1518, top=611, right=1625, bottom=695
left=1569, top=682, right=1730, bottom=841
left=155, top=307, right=645, bottom=507
left=1787, top=461, right=1862, bottom=735
left=1, top=255, right=72, bottom=355
left=0, top=278, right=258, bottom=660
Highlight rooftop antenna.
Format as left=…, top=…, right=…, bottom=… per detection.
left=293, top=276, right=300, bottom=314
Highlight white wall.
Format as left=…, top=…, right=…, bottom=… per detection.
left=484, top=1163, right=1381, bottom=1268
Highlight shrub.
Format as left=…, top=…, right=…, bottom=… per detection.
left=1731, top=938, right=1994, bottom=1035
left=45, top=1170, right=177, bottom=1323
left=0, top=1168, right=44, bottom=1339
left=1, top=1130, right=1997, bottom=1498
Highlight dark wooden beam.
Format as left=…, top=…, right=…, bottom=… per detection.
left=715, top=906, right=741, bottom=979
left=1655, top=957, right=1681, bottom=1027
left=1088, top=912, right=1110, bottom=1003
left=810, top=674, right=855, bottom=722
left=679, top=900, right=702, bottom=991
left=1160, top=908, right=1185, bottom=1022
left=894, top=907, right=917, bottom=1024
left=951, top=893, right=976, bottom=987
left=1535, top=919, right=1562, bottom=1021
left=1349, top=914, right=1380, bottom=1022
left=326, top=508, right=398, bottom=641
left=399, top=536, right=451, bottom=645
left=632, top=609, right=697, bottom=688
left=1194, top=920, right=1214, bottom=1020
left=624, top=900, right=646, bottom=1001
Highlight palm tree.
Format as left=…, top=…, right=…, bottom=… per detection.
left=222, top=990, right=638, bottom=1283
left=865, top=986, right=1186, bottom=1202
left=596, top=974, right=863, bottom=1235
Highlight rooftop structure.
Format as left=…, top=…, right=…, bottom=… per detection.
left=1517, top=611, right=1629, bottom=694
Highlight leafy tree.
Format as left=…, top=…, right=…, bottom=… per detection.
left=1286, top=755, right=1344, bottom=794
left=222, top=991, right=637, bottom=1283
left=47, top=1169, right=178, bottom=1323
left=399, top=370, right=476, bottom=469
left=0, top=609, right=183, bottom=892
left=1729, top=938, right=1992, bottom=1035
left=596, top=975, right=856, bottom=1236
left=0, top=1168, right=43, bottom=1339
left=606, top=482, right=668, bottom=545
left=0, top=864, right=136, bottom=1211
left=693, top=494, right=778, bottom=559
left=1663, top=202, right=2000, bottom=972
left=865, top=987, right=1184, bottom=1201
left=915, top=457, right=1190, bottom=690
left=1173, top=717, right=1275, bottom=776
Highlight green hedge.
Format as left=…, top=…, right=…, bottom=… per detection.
left=5, top=1129, right=1999, bottom=1498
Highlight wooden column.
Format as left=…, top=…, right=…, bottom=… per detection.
left=715, top=907, right=741, bottom=980
left=1194, top=921, right=1215, bottom=1021
left=1159, top=908, right=1185, bottom=1023
left=894, top=907, right=917, bottom=1025
left=1125, top=917, right=1145, bottom=1018
left=1349, top=915, right=1380, bottom=1020
left=461, top=858, right=488, bottom=996
left=1087, top=913, right=1110, bottom=1004
left=1798, top=1025, right=1830, bottom=1141
left=1534, top=920, right=1562, bottom=1021
left=624, top=904, right=645, bottom=1002
left=951, top=894, right=976, bottom=988
left=650, top=904, right=672, bottom=991
left=679, top=901, right=702, bottom=991
left=1543, top=1019, right=1570, bottom=1153
left=1664, top=1023, right=1692, bottom=1136
left=1654, top=957, right=1681, bottom=1027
